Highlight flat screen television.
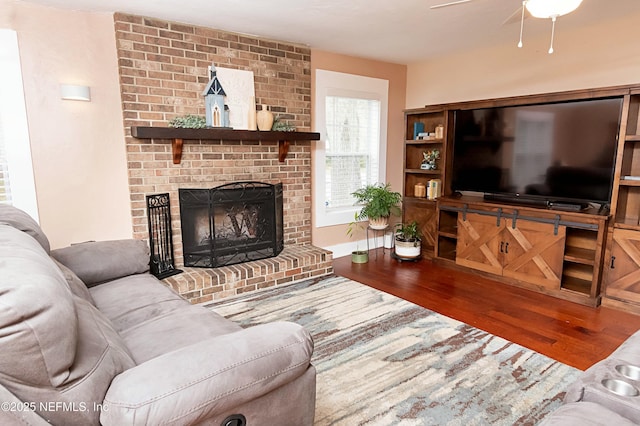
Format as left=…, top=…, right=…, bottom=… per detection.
left=451, top=97, right=623, bottom=209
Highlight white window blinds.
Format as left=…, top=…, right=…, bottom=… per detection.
left=324, top=96, right=381, bottom=211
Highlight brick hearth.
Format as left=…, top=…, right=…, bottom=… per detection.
left=114, top=14, right=333, bottom=303
left=164, top=246, right=332, bottom=304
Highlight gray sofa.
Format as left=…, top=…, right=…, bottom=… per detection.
left=0, top=204, right=316, bottom=425
left=541, top=330, right=640, bottom=425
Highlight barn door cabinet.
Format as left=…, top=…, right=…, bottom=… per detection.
left=437, top=196, right=608, bottom=307
left=456, top=211, right=566, bottom=291
left=602, top=91, right=640, bottom=312
left=605, top=229, right=640, bottom=307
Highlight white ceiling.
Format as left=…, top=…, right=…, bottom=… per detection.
left=19, top=0, right=640, bottom=64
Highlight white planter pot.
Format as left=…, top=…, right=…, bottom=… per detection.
left=394, top=238, right=421, bottom=259
left=369, top=216, right=389, bottom=230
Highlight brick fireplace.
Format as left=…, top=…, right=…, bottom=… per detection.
left=114, top=13, right=332, bottom=303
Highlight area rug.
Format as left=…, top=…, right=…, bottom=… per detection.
left=205, top=275, right=580, bottom=425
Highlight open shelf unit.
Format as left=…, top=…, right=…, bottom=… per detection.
left=562, top=228, right=600, bottom=297
left=436, top=208, right=458, bottom=262
left=603, top=90, right=640, bottom=313
left=402, top=108, right=452, bottom=257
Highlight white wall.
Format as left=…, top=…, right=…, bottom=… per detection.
left=5, top=1, right=133, bottom=248
left=406, top=13, right=640, bottom=107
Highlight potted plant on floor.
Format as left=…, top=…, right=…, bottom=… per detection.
left=351, top=183, right=402, bottom=230
left=394, top=220, right=422, bottom=260
left=347, top=213, right=368, bottom=263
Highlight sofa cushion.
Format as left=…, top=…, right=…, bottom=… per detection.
left=0, top=224, right=135, bottom=425
left=120, top=305, right=243, bottom=363
left=89, top=273, right=189, bottom=332
left=540, top=401, right=636, bottom=425
left=90, top=274, right=241, bottom=363
left=53, top=258, right=96, bottom=305
left=0, top=204, right=50, bottom=253
left=0, top=225, right=77, bottom=386
left=51, top=239, right=150, bottom=286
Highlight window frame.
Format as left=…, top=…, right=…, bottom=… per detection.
left=0, top=29, right=38, bottom=221
left=314, top=69, right=389, bottom=228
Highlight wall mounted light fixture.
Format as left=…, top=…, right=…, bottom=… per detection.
left=60, top=84, right=91, bottom=101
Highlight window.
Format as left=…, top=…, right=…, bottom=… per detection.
left=0, top=29, right=38, bottom=220
left=314, top=70, right=388, bottom=227
left=0, top=118, right=10, bottom=204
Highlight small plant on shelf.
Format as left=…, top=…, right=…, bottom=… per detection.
left=168, top=114, right=207, bottom=129
left=421, top=149, right=440, bottom=170
left=271, top=115, right=296, bottom=131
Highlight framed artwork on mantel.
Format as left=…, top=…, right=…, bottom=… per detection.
left=216, top=67, right=255, bottom=130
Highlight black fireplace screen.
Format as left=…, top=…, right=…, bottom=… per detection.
left=179, top=182, right=284, bottom=268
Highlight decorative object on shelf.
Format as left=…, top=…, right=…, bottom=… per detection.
left=202, top=63, right=230, bottom=128
left=168, top=114, right=207, bottom=129
left=272, top=115, right=296, bottom=131
left=351, top=183, right=402, bottom=230
left=247, top=96, right=257, bottom=130
left=414, top=182, right=427, bottom=198
left=215, top=67, right=255, bottom=130
left=417, top=132, right=435, bottom=140
left=421, top=149, right=440, bottom=170
left=427, top=179, right=442, bottom=200
left=435, top=124, right=444, bottom=139
left=413, top=122, right=425, bottom=140
left=257, top=105, right=274, bottom=131
left=394, top=221, right=422, bottom=260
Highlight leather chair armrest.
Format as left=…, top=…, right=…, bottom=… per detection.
left=100, top=321, right=314, bottom=425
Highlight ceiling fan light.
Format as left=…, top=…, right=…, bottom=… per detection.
left=525, top=0, right=583, bottom=18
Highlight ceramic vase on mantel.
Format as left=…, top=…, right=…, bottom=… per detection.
left=257, top=105, right=274, bottom=131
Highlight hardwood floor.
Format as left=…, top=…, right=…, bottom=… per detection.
left=333, top=249, right=640, bottom=371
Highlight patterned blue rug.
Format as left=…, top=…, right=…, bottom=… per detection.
left=206, top=275, right=580, bottom=425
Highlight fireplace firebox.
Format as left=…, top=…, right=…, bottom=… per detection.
left=179, top=182, right=284, bottom=268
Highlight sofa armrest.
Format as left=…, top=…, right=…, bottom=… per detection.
left=100, top=321, right=314, bottom=426
left=51, top=239, right=149, bottom=286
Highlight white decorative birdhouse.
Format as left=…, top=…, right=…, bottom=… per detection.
left=202, top=64, right=230, bottom=127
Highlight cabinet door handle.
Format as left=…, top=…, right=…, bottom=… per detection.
left=499, top=241, right=504, bottom=253
left=611, top=256, right=616, bottom=269
left=504, top=242, right=509, bottom=254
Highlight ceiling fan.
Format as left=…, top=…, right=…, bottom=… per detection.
left=430, top=0, right=584, bottom=54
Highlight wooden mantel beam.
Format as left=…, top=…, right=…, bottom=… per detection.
left=130, top=126, right=320, bottom=164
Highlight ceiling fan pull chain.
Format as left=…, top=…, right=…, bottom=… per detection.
left=518, top=0, right=527, bottom=48
left=548, top=15, right=557, bottom=54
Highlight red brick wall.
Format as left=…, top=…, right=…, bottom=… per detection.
left=113, top=13, right=313, bottom=265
